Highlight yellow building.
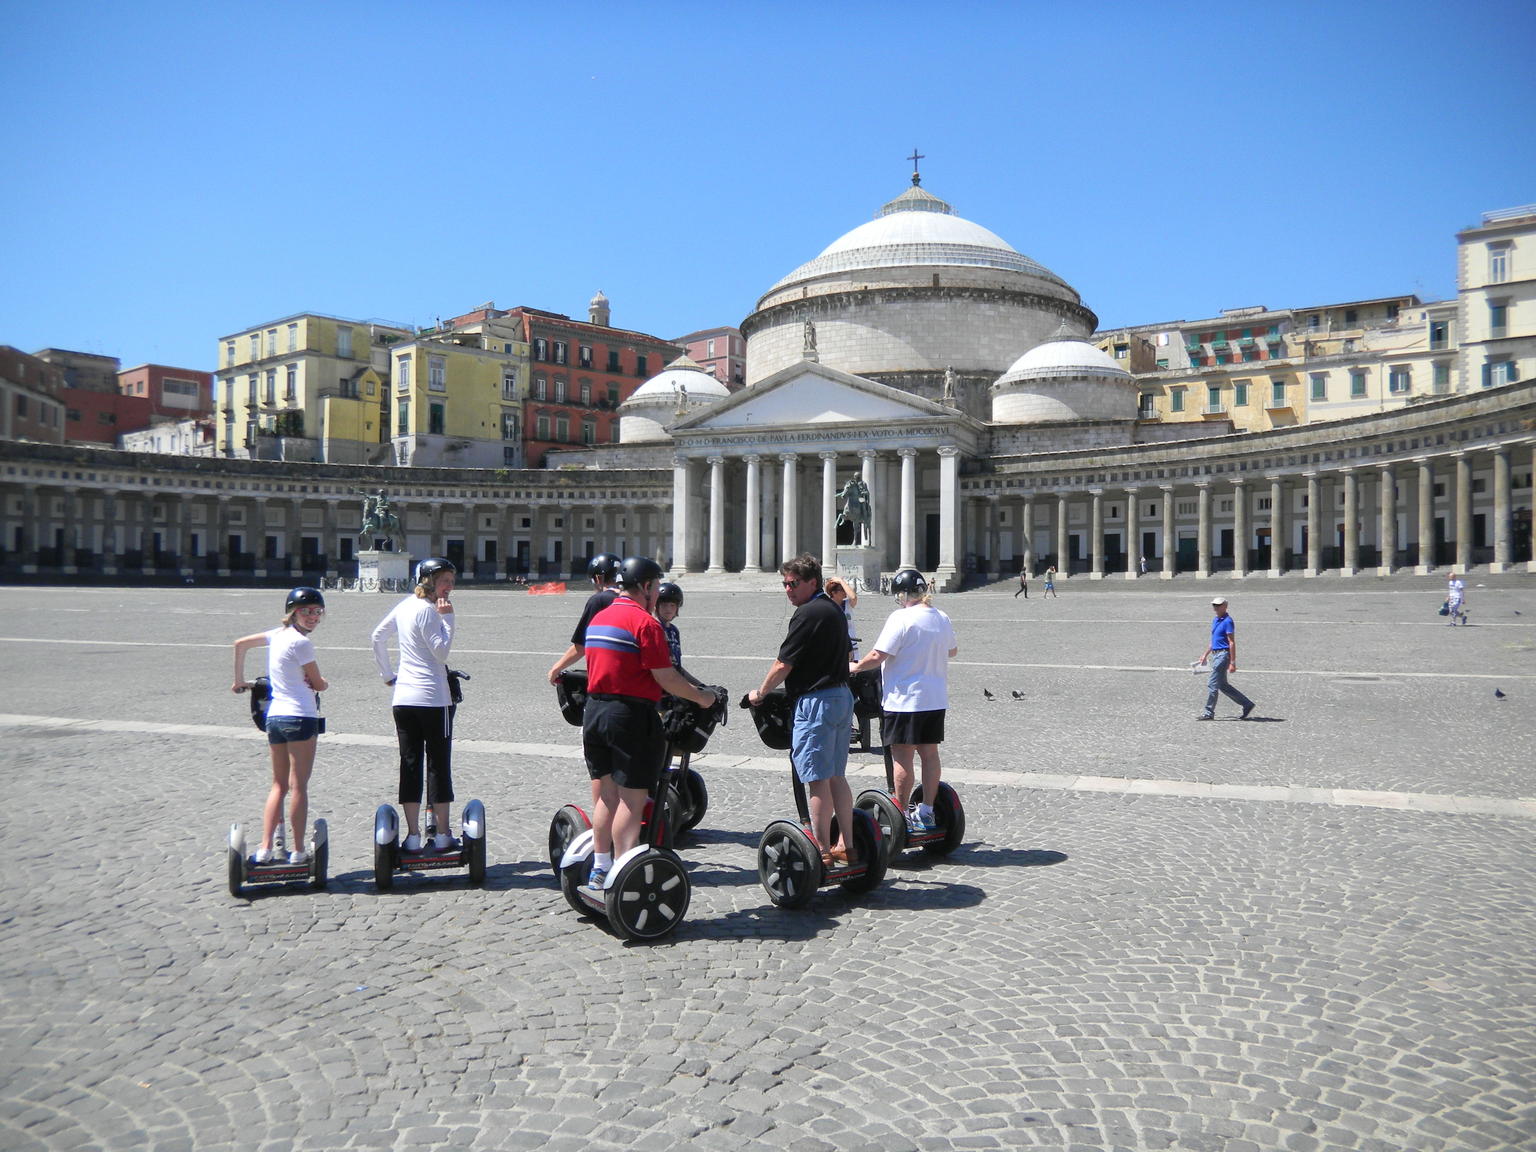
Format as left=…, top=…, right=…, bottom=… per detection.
left=387, top=315, right=531, bottom=468
left=214, top=313, right=411, bottom=464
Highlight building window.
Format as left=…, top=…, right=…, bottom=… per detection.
left=225, top=340, right=236, bottom=366
left=249, top=334, right=261, bottom=359
left=582, top=420, right=596, bottom=445
left=533, top=338, right=548, bottom=361
left=501, top=412, right=518, bottom=440
left=284, top=365, right=297, bottom=401
left=636, top=354, right=648, bottom=377
left=337, top=327, right=353, bottom=358
left=286, top=323, right=298, bottom=352
left=1482, top=359, right=1518, bottom=387
left=1489, top=300, right=1508, bottom=338
left=607, top=349, right=621, bottom=372
left=555, top=378, right=568, bottom=402
left=502, top=372, right=518, bottom=400
left=265, top=329, right=277, bottom=357
left=1155, top=358, right=1168, bottom=370
left=1233, top=381, right=1249, bottom=407
left=504, top=445, right=518, bottom=465
left=264, top=369, right=276, bottom=406
left=396, top=355, right=412, bottom=392
left=607, top=384, right=619, bottom=407
left=536, top=414, right=550, bottom=440
left=428, top=402, right=445, bottom=435
left=1350, top=370, right=1367, bottom=399
left=396, top=399, right=409, bottom=436
left=1177, top=501, right=1196, bottom=515
left=1489, top=245, right=1509, bottom=284
left=706, top=338, right=717, bottom=357
left=1270, top=379, right=1286, bottom=407
left=1138, top=394, right=1157, bottom=419
left=1433, top=362, right=1451, bottom=393
left=1310, top=373, right=1327, bottom=401
left=1241, top=346, right=1259, bottom=362
left=1308, top=314, right=1321, bottom=329
left=534, top=375, right=546, bottom=400
left=1170, top=387, right=1185, bottom=413
left=1206, top=385, right=1222, bottom=414
left=339, top=375, right=358, bottom=399
left=429, top=356, right=446, bottom=392
left=579, top=344, right=592, bottom=368
left=1113, top=342, right=1128, bottom=359
left=579, top=381, right=591, bottom=405
left=553, top=341, right=567, bottom=365
left=1344, top=309, right=1358, bottom=325
left=246, top=374, right=259, bottom=405
left=555, top=415, right=569, bottom=441
left=1388, top=366, right=1411, bottom=395
left=610, top=422, right=621, bottom=444
left=1429, top=320, right=1449, bottom=350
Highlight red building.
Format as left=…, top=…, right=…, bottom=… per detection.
left=64, top=389, right=152, bottom=446
left=117, top=363, right=214, bottom=421
left=449, top=295, right=680, bottom=468
left=0, top=347, right=67, bottom=444
left=675, top=326, right=746, bottom=390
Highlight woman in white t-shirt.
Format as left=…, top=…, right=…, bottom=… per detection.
left=372, top=557, right=457, bottom=851
left=849, top=569, right=958, bottom=834
left=232, top=587, right=329, bottom=864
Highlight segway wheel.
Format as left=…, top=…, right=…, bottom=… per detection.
left=757, top=820, right=820, bottom=908
left=607, top=850, right=690, bottom=940
left=373, top=804, right=398, bottom=892
left=912, top=783, right=966, bottom=856
left=837, top=807, right=886, bottom=895
left=676, top=767, right=708, bottom=834
left=227, top=846, right=244, bottom=899
left=855, top=789, right=906, bottom=863
left=548, top=804, right=591, bottom=875
left=373, top=840, right=394, bottom=891
left=310, top=819, right=329, bottom=891
left=466, top=831, right=486, bottom=886
left=560, top=857, right=597, bottom=917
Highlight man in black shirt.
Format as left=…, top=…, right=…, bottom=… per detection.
left=547, top=552, right=621, bottom=685
left=749, top=553, right=857, bottom=865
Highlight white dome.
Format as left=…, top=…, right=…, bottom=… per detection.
left=767, top=184, right=1069, bottom=294
left=997, top=332, right=1130, bottom=384
left=627, top=355, right=731, bottom=401
left=991, top=327, right=1136, bottom=424
left=619, top=355, right=730, bottom=444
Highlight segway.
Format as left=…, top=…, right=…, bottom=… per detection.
left=227, top=677, right=329, bottom=898
left=372, top=670, right=487, bottom=891
left=743, top=690, right=886, bottom=908
left=855, top=744, right=966, bottom=865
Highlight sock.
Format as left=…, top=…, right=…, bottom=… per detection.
left=593, top=852, right=613, bottom=871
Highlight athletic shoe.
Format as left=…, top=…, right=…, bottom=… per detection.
left=402, top=834, right=422, bottom=852
left=288, top=850, right=308, bottom=865
left=585, top=866, right=608, bottom=892
left=906, top=807, right=926, bottom=834
left=1195, top=714, right=1214, bottom=720
left=253, top=847, right=273, bottom=864
left=917, top=807, right=938, bottom=831
left=433, top=833, right=457, bottom=852
left=1240, top=703, right=1255, bottom=720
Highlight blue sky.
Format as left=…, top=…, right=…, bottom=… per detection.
left=3, top=0, right=1533, bottom=372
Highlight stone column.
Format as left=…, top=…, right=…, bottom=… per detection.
left=18, top=487, right=38, bottom=571
left=743, top=453, right=762, bottom=572
left=781, top=452, right=800, bottom=562
left=670, top=455, right=690, bottom=574
left=214, top=495, right=230, bottom=575
left=1232, top=480, right=1248, bottom=578
left=820, top=452, right=838, bottom=565
left=1454, top=452, right=1472, bottom=573
left=983, top=496, right=998, bottom=579
left=252, top=497, right=269, bottom=577
left=1415, top=458, right=1434, bottom=573
left=859, top=450, right=878, bottom=551
left=1305, top=473, right=1321, bottom=577
left=288, top=497, right=304, bottom=578
left=1055, top=493, right=1069, bottom=578
left=1124, top=487, right=1140, bottom=580
left=936, top=446, right=961, bottom=586
left=1490, top=447, right=1511, bottom=573
left=1089, top=488, right=1105, bottom=579
left=1268, top=476, right=1285, bottom=577
left=1378, top=465, right=1396, bottom=576
left=1196, top=481, right=1211, bottom=579
left=707, top=455, right=727, bottom=573
left=1020, top=494, right=1035, bottom=576
left=1341, top=469, right=1358, bottom=576
left=1160, top=485, right=1175, bottom=579
left=898, top=448, right=917, bottom=570
left=322, top=500, right=338, bottom=580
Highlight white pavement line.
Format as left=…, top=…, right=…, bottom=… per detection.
left=4, top=712, right=1533, bottom=822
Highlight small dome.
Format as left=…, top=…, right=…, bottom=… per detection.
left=589, top=289, right=609, bottom=306
left=619, top=355, right=730, bottom=444
left=996, top=327, right=1130, bottom=385
left=991, top=324, right=1136, bottom=424
left=627, top=355, right=731, bottom=401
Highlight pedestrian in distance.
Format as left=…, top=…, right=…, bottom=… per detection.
left=1196, top=596, right=1255, bottom=721
left=750, top=553, right=859, bottom=868
left=371, top=557, right=459, bottom=851
left=1446, top=571, right=1468, bottom=626
left=1014, top=567, right=1029, bottom=598
left=1139, top=554, right=1148, bottom=576
left=232, top=587, right=329, bottom=864
left=823, top=576, right=861, bottom=660
left=581, top=557, right=720, bottom=891
left=850, top=568, right=957, bottom=833
left=1043, top=565, right=1058, bottom=598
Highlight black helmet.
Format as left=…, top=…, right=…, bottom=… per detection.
left=285, top=586, right=325, bottom=611
left=655, top=581, right=683, bottom=607
left=417, top=557, right=456, bottom=583
left=588, top=553, right=622, bottom=580
left=891, top=568, right=927, bottom=597
left=618, top=555, right=663, bottom=589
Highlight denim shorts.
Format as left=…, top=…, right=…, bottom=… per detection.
left=267, top=715, right=321, bottom=745
left=790, top=685, right=855, bottom=783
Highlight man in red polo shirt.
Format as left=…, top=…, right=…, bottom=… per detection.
left=582, top=556, right=719, bottom=890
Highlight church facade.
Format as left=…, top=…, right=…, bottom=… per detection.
left=1, top=184, right=1532, bottom=584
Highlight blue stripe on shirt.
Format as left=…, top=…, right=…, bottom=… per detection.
left=586, top=623, right=640, bottom=654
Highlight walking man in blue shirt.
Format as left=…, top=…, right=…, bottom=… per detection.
left=1196, top=596, right=1255, bottom=721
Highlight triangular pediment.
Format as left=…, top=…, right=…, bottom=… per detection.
left=674, top=360, right=954, bottom=432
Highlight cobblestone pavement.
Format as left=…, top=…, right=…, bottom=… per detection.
left=1, top=576, right=1532, bottom=1152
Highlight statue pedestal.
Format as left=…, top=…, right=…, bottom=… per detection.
left=358, top=549, right=413, bottom=590
left=834, top=546, right=881, bottom=592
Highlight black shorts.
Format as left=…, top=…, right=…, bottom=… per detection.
left=583, top=695, right=666, bottom=790
left=881, top=709, right=946, bottom=746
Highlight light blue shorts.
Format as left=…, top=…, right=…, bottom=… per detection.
left=267, top=715, right=321, bottom=745
left=790, top=686, right=855, bottom=783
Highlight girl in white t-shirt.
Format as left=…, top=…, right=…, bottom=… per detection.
left=232, top=587, right=329, bottom=864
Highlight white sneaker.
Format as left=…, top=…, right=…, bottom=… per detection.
left=253, top=847, right=273, bottom=864
left=433, top=833, right=456, bottom=852
left=402, top=834, right=422, bottom=852
left=288, top=850, right=308, bottom=865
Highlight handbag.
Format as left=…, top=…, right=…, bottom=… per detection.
left=1438, top=601, right=1449, bottom=617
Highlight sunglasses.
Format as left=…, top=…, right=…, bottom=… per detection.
left=782, top=579, right=800, bottom=589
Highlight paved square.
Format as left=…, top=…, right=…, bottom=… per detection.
left=1, top=575, right=1532, bottom=1151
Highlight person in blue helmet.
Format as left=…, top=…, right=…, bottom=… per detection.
left=232, top=587, right=329, bottom=864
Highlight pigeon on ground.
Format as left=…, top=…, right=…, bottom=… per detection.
left=1011, top=690, right=1024, bottom=699
left=1494, top=689, right=1507, bottom=699
left=982, top=689, right=995, bottom=700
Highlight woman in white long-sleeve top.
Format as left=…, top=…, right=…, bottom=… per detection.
left=372, top=557, right=457, bottom=851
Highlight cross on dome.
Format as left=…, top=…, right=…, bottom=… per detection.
left=907, top=148, right=925, bottom=186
